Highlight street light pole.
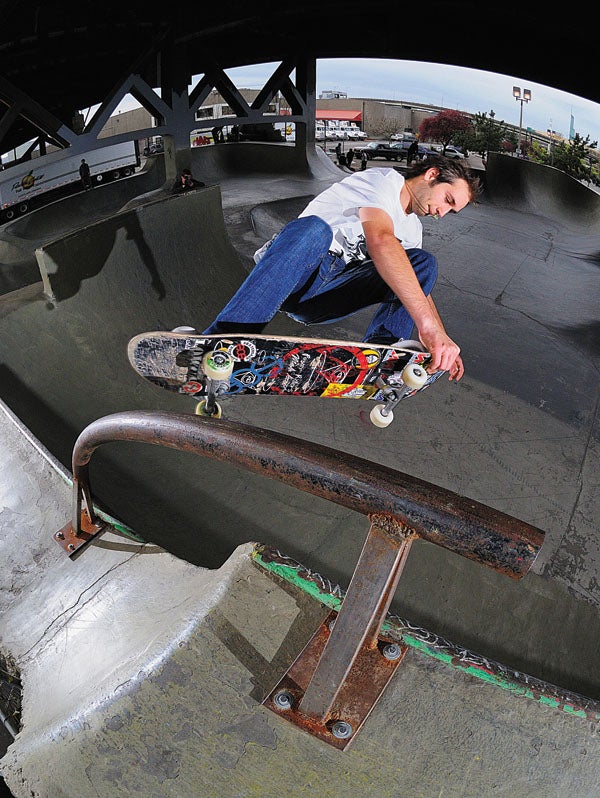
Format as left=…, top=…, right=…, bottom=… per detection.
left=512, top=86, right=531, bottom=156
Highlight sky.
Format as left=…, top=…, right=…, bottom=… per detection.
left=102, top=56, right=600, bottom=144
left=220, top=58, right=600, bottom=143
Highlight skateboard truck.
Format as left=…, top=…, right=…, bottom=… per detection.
left=194, top=349, right=234, bottom=418
left=369, top=362, right=428, bottom=427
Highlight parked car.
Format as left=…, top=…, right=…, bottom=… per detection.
left=442, top=145, right=466, bottom=159
left=143, top=142, right=164, bottom=156
left=417, top=144, right=439, bottom=160
left=354, top=142, right=406, bottom=161
left=391, top=133, right=416, bottom=142
left=426, top=144, right=467, bottom=158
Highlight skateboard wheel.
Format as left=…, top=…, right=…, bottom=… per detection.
left=401, top=363, right=428, bottom=390
left=202, top=350, right=234, bottom=381
left=195, top=399, right=222, bottom=418
left=370, top=403, right=394, bottom=428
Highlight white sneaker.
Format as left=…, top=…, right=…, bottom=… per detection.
left=171, top=325, right=198, bottom=334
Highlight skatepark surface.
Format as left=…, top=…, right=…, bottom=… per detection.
left=1, top=146, right=600, bottom=796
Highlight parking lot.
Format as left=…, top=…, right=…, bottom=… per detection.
left=320, top=139, right=485, bottom=170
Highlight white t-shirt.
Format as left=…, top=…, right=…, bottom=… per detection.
left=299, top=168, right=423, bottom=263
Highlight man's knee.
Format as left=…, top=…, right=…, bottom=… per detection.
left=292, top=215, right=333, bottom=247
left=406, top=248, right=438, bottom=294
left=265, top=215, right=332, bottom=266
left=255, top=214, right=331, bottom=265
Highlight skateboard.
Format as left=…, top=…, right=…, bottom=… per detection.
left=127, top=332, right=444, bottom=427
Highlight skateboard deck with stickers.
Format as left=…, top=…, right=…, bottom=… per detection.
left=127, top=332, right=443, bottom=427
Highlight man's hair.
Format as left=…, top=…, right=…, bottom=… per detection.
left=182, top=168, right=192, bottom=176
left=406, top=155, right=480, bottom=201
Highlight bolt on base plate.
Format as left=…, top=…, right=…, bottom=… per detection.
left=54, top=510, right=106, bottom=557
left=263, top=610, right=407, bottom=750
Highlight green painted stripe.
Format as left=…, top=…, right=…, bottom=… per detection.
left=252, top=547, right=599, bottom=721
left=94, top=510, right=146, bottom=543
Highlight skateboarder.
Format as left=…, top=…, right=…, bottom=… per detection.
left=200, top=156, right=479, bottom=381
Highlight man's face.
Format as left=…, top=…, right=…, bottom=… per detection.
left=410, top=169, right=471, bottom=218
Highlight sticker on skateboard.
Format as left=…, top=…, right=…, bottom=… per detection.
left=127, top=332, right=444, bottom=427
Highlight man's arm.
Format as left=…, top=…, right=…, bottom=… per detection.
left=426, top=294, right=464, bottom=380
left=359, top=206, right=463, bottom=378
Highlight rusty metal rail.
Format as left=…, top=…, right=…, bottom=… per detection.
left=54, top=410, right=545, bottom=749
left=57, top=410, right=543, bottom=575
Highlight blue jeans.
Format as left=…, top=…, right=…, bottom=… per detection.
left=202, top=215, right=438, bottom=344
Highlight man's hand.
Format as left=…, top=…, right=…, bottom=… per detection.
left=418, top=325, right=464, bottom=381
left=419, top=296, right=464, bottom=381
left=448, top=355, right=464, bottom=381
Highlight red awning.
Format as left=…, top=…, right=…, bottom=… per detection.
left=316, top=110, right=362, bottom=122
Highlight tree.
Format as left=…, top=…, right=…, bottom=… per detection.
left=418, top=109, right=473, bottom=153
left=501, top=132, right=518, bottom=153
left=532, top=132, right=598, bottom=182
left=469, top=111, right=510, bottom=154
left=377, top=120, right=405, bottom=141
